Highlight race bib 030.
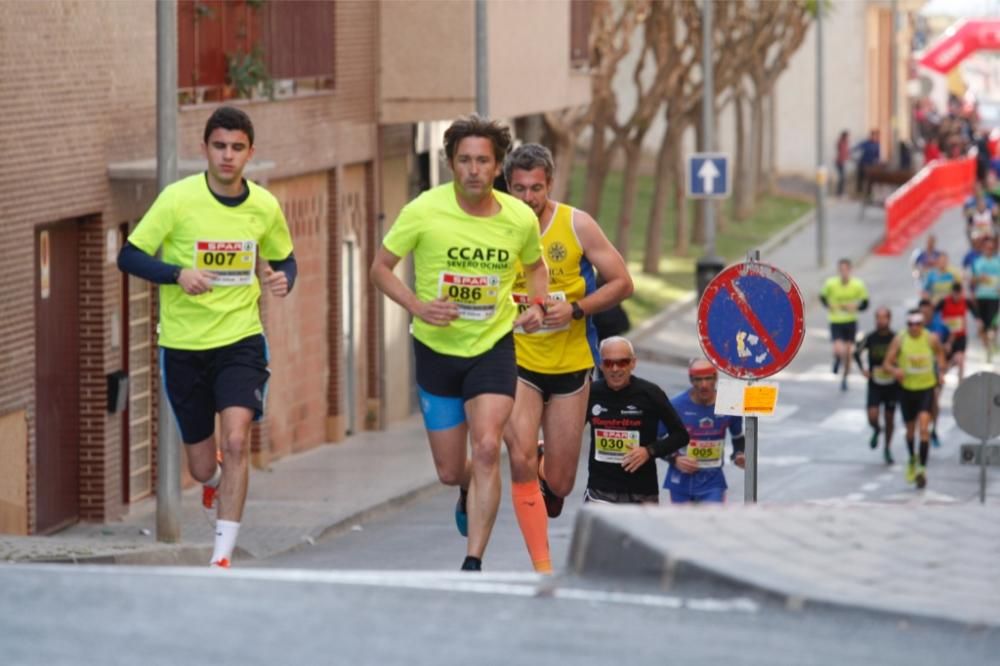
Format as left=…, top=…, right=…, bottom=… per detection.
left=512, top=291, right=567, bottom=334
left=594, top=428, right=639, bottom=464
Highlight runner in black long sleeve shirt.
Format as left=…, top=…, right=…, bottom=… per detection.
left=584, top=336, right=689, bottom=504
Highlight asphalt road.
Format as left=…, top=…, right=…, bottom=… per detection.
left=2, top=564, right=997, bottom=666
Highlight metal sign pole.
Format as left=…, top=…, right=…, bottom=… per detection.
left=745, top=414, right=758, bottom=503
left=980, top=437, right=988, bottom=504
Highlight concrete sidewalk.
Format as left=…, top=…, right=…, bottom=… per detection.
left=0, top=416, right=440, bottom=565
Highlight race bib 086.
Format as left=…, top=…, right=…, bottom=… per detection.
left=195, top=240, right=256, bottom=286
left=438, top=272, right=500, bottom=321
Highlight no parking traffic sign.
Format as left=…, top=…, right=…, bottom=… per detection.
left=697, top=261, right=805, bottom=379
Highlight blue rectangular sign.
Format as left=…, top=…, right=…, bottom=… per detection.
left=687, top=153, right=731, bottom=199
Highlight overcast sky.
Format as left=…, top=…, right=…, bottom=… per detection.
left=921, top=0, right=1000, bottom=17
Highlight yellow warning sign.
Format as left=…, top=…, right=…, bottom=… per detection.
left=743, top=384, right=779, bottom=416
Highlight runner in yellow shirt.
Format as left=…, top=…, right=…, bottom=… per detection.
left=118, top=107, right=296, bottom=568
left=501, top=144, right=632, bottom=573
left=820, top=258, right=869, bottom=391
left=370, top=116, right=547, bottom=572
left=883, top=309, right=946, bottom=489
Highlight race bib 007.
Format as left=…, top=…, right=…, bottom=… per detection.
left=438, top=272, right=500, bottom=321
left=195, top=240, right=256, bottom=286
left=594, top=428, right=639, bottom=464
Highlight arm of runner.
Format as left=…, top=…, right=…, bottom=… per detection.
left=370, top=245, right=458, bottom=327
left=730, top=435, right=746, bottom=469
left=262, top=253, right=298, bottom=297
left=513, top=257, right=548, bottom=333
left=883, top=335, right=903, bottom=382
left=648, top=393, right=690, bottom=459
left=931, top=334, right=946, bottom=386
left=117, top=241, right=184, bottom=285
left=543, top=210, right=633, bottom=331
left=852, top=335, right=869, bottom=377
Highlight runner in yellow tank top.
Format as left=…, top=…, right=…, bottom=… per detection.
left=502, top=144, right=633, bottom=573
left=884, top=309, right=945, bottom=490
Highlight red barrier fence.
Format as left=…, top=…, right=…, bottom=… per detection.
left=875, top=157, right=975, bottom=255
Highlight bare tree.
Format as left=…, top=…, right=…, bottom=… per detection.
left=736, top=1, right=810, bottom=217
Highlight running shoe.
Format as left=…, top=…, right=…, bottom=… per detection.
left=832, top=356, right=840, bottom=374
left=869, top=430, right=879, bottom=449
left=210, top=558, right=231, bottom=569
left=905, top=458, right=917, bottom=484
left=883, top=447, right=894, bottom=465
left=454, top=488, right=468, bottom=537
left=930, top=431, right=940, bottom=448
left=840, top=377, right=847, bottom=392
left=914, top=465, right=927, bottom=489
left=201, top=450, right=224, bottom=510
left=540, top=477, right=564, bottom=518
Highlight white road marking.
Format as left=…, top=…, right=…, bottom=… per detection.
left=766, top=404, right=800, bottom=422
left=757, top=455, right=811, bottom=467
left=819, top=409, right=870, bottom=432
left=860, top=482, right=880, bottom=492
left=883, top=490, right=959, bottom=504
left=845, top=492, right=866, bottom=501
left=26, top=565, right=759, bottom=613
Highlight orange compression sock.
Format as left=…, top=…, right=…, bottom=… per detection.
left=511, top=481, right=552, bottom=573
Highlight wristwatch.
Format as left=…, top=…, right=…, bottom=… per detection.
left=571, top=301, right=585, bottom=320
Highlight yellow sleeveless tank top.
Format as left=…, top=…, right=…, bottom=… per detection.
left=899, top=329, right=936, bottom=391
left=512, top=203, right=597, bottom=373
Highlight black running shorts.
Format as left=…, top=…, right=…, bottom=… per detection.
left=413, top=332, right=517, bottom=402
left=516, top=367, right=590, bottom=403
left=160, top=334, right=270, bottom=444
left=900, top=387, right=935, bottom=423
left=976, top=298, right=999, bottom=328
left=829, top=322, right=858, bottom=342
left=866, top=381, right=900, bottom=410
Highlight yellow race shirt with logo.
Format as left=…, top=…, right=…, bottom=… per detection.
left=898, top=329, right=937, bottom=391
left=512, top=203, right=597, bottom=373
left=127, top=173, right=294, bottom=350
left=382, top=183, right=543, bottom=357
left=821, top=276, right=868, bottom=324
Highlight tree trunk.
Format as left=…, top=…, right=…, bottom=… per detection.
left=646, top=126, right=674, bottom=267
left=672, top=149, right=689, bottom=258
left=583, top=102, right=613, bottom=216
left=616, top=140, right=643, bottom=260
left=691, top=116, right=706, bottom=245
left=751, top=92, right=766, bottom=200
left=548, top=129, right=576, bottom=203
left=765, top=90, right=777, bottom=195
left=733, top=89, right=749, bottom=221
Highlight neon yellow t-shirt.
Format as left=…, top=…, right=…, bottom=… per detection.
left=512, top=203, right=596, bottom=373
left=898, top=329, right=937, bottom=391
left=382, top=183, right=543, bottom=357
left=128, top=173, right=294, bottom=350
left=821, top=276, right=868, bottom=324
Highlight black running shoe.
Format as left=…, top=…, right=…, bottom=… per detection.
left=832, top=356, right=840, bottom=374
left=461, top=556, right=482, bottom=571
left=869, top=429, right=879, bottom=449
left=540, top=477, right=564, bottom=518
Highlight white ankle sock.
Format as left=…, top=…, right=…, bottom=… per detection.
left=211, top=519, right=240, bottom=564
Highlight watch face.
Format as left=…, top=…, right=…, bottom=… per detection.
left=572, top=303, right=584, bottom=320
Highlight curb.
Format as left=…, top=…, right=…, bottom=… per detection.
left=567, top=506, right=999, bottom=629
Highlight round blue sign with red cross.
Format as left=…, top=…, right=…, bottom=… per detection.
left=697, top=261, right=805, bottom=379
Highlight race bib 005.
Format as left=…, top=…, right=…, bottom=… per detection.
left=688, top=439, right=724, bottom=469
left=438, top=272, right=500, bottom=321
left=195, top=240, right=256, bottom=286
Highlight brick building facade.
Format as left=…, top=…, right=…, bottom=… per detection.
left=0, top=0, right=590, bottom=534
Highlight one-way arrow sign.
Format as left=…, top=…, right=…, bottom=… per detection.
left=687, top=153, right=730, bottom=199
